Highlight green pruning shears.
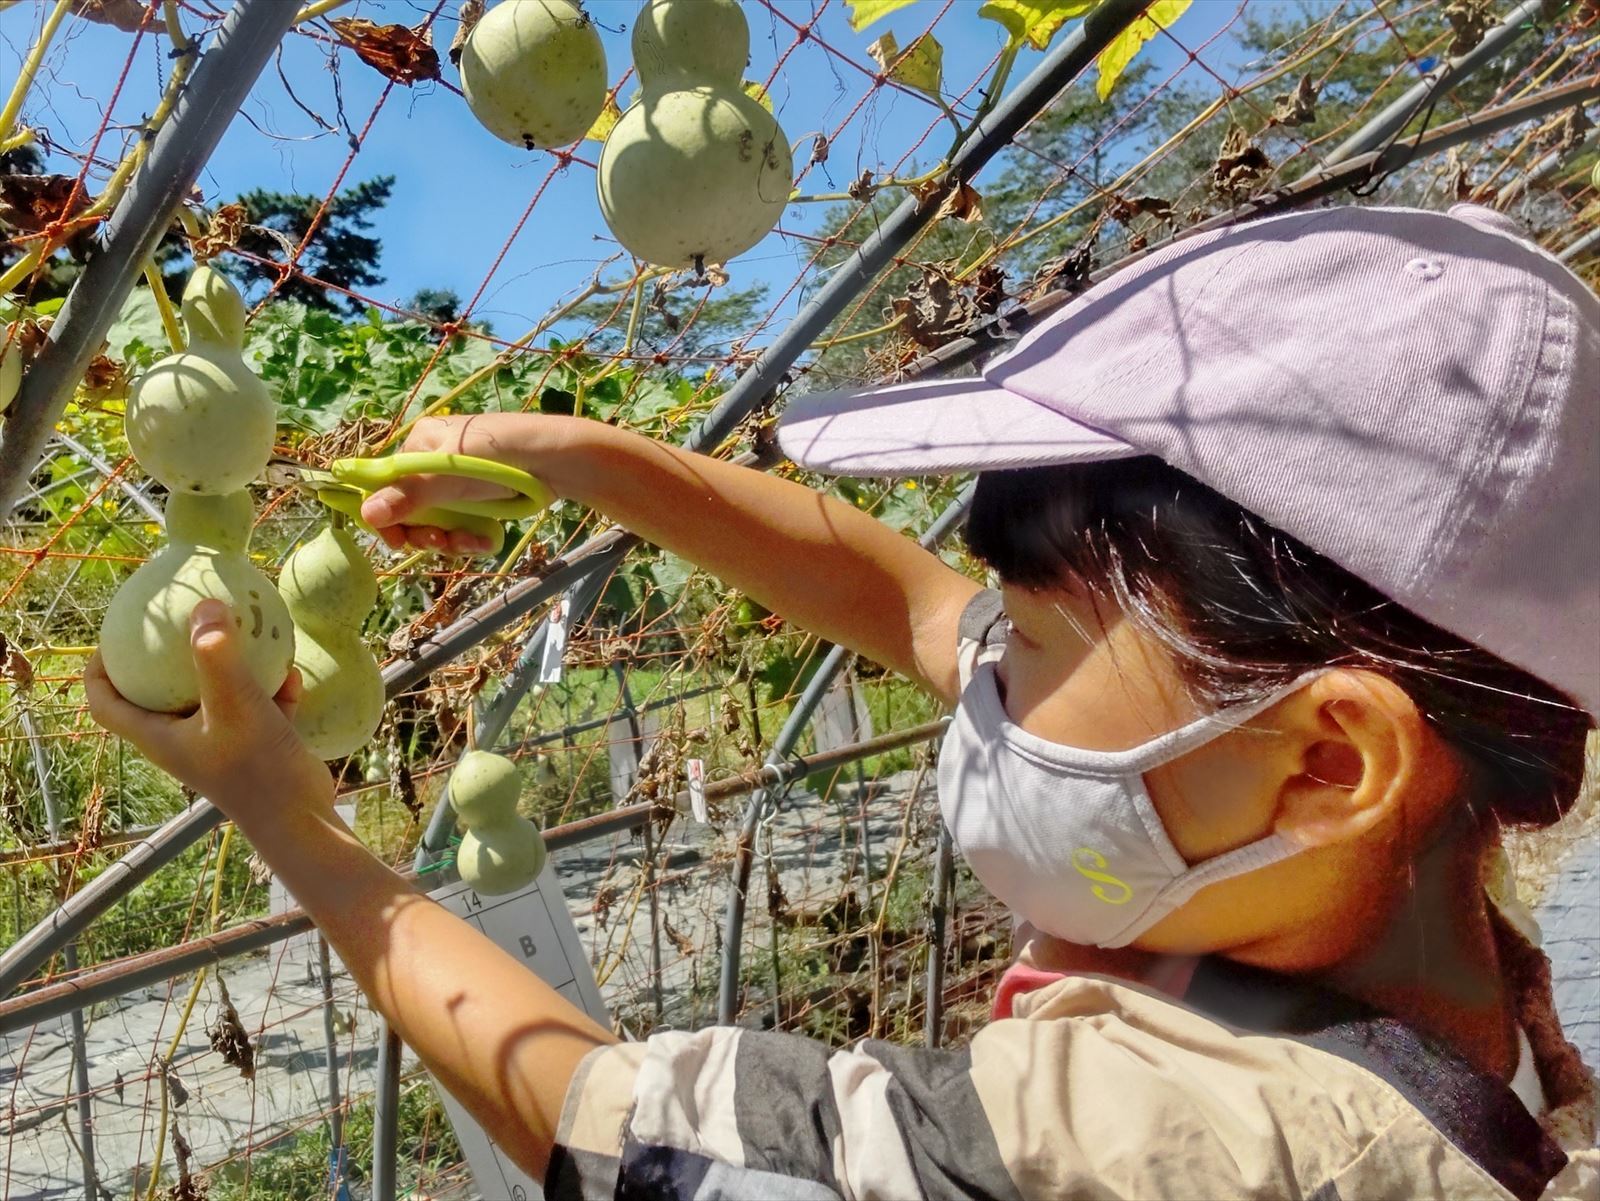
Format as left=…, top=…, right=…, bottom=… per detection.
left=268, top=452, right=555, bottom=555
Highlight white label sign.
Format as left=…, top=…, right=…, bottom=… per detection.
left=686, top=757, right=708, bottom=823
left=428, top=866, right=608, bottom=1199
left=538, top=594, right=570, bottom=684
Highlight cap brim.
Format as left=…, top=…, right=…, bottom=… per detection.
left=777, top=376, right=1139, bottom=476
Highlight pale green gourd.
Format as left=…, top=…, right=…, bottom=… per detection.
left=125, top=266, right=275, bottom=495
left=597, top=0, right=792, bottom=268
left=460, top=0, right=607, bottom=149
left=278, top=524, right=384, bottom=760
left=450, top=750, right=547, bottom=895
left=99, top=491, right=295, bottom=713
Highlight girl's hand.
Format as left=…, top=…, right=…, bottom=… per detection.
left=361, top=414, right=547, bottom=556
left=85, top=600, right=334, bottom=821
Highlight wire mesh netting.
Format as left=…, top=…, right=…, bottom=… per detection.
left=0, top=0, right=1596, bottom=1196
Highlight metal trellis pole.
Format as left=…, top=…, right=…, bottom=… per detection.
left=1320, top=0, right=1555, bottom=167
left=0, top=0, right=299, bottom=518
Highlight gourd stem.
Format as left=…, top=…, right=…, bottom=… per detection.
left=0, top=242, right=47, bottom=297
left=0, top=0, right=72, bottom=152
left=144, top=260, right=185, bottom=353
left=490, top=522, right=540, bottom=581
left=294, top=0, right=352, bottom=24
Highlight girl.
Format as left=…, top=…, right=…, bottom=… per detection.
left=87, top=203, right=1597, bottom=1199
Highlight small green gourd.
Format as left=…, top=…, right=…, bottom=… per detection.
left=597, top=0, right=792, bottom=269
left=99, top=491, right=295, bottom=713
left=278, top=524, right=384, bottom=760
left=125, top=266, right=276, bottom=495
left=450, top=750, right=547, bottom=895
left=460, top=0, right=607, bottom=150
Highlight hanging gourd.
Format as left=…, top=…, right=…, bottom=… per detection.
left=277, top=523, right=385, bottom=760
left=459, top=0, right=608, bottom=149
left=99, top=491, right=295, bottom=713
left=125, top=265, right=276, bottom=495
left=450, top=750, right=548, bottom=895
left=597, top=0, right=793, bottom=270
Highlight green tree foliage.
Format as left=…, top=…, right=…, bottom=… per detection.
left=229, top=175, right=395, bottom=315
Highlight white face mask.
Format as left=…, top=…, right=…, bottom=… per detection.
left=936, top=660, right=1313, bottom=949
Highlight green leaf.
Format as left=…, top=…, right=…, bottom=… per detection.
left=1096, top=0, right=1191, bottom=100
left=866, top=31, right=944, bottom=98
left=845, top=0, right=919, bottom=31
left=978, top=0, right=1096, bottom=50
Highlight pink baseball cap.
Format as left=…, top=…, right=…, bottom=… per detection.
left=778, top=205, right=1600, bottom=716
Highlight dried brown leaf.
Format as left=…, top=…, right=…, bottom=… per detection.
left=1271, top=75, right=1318, bottom=128
left=847, top=170, right=878, bottom=202
left=190, top=203, right=247, bottom=264
left=973, top=264, right=1007, bottom=316
left=1211, top=125, right=1271, bottom=199
left=914, top=178, right=983, bottom=224
left=81, top=355, right=129, bottom=402
left=890, top=265, right=977, bottom=350
left=0, top=175, right=91, bottom=236
left=70, top=0, right=148, bottom=33
left=1443, top=0, right=1493, bottom=58
left=3, top=648, right=33, bottom=691
left=330, top=18, right=442, bottom=86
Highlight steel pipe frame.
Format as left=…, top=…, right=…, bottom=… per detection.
left=0, top=0, right=300, bottom=519
left=1320, top=0, right=1558, bottom=167
left=1558, top=222, right=1600, bottom=261
left=0, top=719, right=949, bottom=1034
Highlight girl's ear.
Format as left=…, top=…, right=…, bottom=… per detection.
left=1269, top=669, right=1455, bottom=851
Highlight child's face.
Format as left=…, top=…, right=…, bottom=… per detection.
left=992, top=581, right=1448, bottom=968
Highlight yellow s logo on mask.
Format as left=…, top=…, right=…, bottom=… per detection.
left=1072, top=848, right=1133, bottom=905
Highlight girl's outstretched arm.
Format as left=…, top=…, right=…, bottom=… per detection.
left=361, top=414, right=979, bottom=703
left=85, top=602, right=613, bottom=1183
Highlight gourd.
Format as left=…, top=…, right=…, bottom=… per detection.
left=99, top=491, right=295, bottom=713
left=125, top=266, right=276, bottom=495
left=459, top=0, right=607, bottom=150
left=450, top=750, right=547, bottom=895
left=278, top=523, right=385, bottom=760
left=597, top=0, right=792, bottom=269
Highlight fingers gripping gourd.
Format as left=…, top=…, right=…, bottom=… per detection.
left=126, top=266, right=275, bottom=495
left=597, top=0, right=793, bottom=268
left=99, top=491, right=295, bottom=713
left=460, top=0, right=607, bottom=150
left=278, top=525, right=384, bottom=760
left=450, top=750, right=547, bottom=896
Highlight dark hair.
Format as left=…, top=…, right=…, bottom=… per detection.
left=965, top=457, right=1592, bottom=830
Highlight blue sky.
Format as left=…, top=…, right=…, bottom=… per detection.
left=3, top=0, right=1266, bottom=334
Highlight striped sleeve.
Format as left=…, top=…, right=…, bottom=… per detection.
left=545, top=1026, right=1019, bottom=1201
